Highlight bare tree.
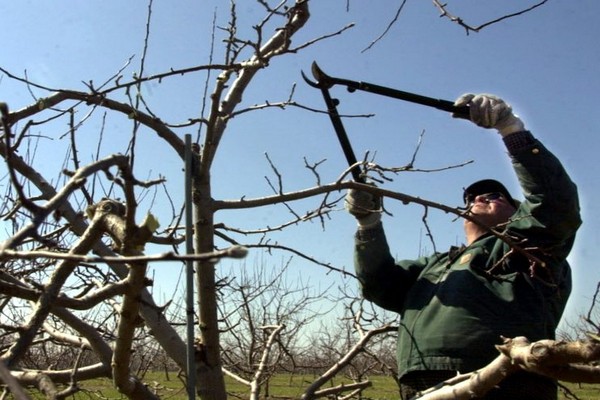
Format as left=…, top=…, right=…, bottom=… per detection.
left=218, top=261, right=329, bottom=399
left=301, top=294, right=398, bottom=399
left=1, top=2, right=596, bottom=400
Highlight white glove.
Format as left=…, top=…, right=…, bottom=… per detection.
left=454, top=93, right=525, bottom=137
left=345, top=189, right=382, bottom=229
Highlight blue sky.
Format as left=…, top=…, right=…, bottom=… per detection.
left=1, top=1, right=599, bottom=332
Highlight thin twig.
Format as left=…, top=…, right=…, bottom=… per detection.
left=432, top=0, right=550, bottom=34
left=362, top=0, right=408, bottom=52
left=0, top=245, right=248, bottom=264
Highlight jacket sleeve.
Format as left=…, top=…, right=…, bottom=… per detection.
left=353, top=223, right=431, bottom=314
left=504, top=131, right=582, bottom=260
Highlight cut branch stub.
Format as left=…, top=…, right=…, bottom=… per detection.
left=86, top=199, right=158, bottom=255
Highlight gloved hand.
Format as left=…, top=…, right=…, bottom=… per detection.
left=345, top=188, right=382, bottom=229
left=454, top=93, right=525, bottom=137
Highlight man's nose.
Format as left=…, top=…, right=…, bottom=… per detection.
left=474, top=194, right=487, bottom=203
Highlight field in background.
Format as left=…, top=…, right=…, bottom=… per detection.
left=18, top=373, right=599, bottom=399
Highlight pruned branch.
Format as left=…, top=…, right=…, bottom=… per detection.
left=415, top=336, right=600, bottom=399
left=497, top=336, right=600, bottom=383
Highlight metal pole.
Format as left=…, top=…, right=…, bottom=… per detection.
left=184, top=134, right=196, bottom=399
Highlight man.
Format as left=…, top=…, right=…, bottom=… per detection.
left=345, top=94, right=581, bottom=399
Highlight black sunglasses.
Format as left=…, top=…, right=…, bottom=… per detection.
left=465, top=192, right=504, bottom=206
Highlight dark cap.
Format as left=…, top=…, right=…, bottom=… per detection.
left=463, top=179, right=517, bottom=207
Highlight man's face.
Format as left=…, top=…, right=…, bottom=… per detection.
left=464, top=192, right=516, bottom=228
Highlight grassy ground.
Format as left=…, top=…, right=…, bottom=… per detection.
left=559, top=382, right=600, bottom=400
left=18, top=373, right=599, bottom=399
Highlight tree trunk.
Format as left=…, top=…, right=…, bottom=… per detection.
left=193, top=169, right=227, bottom=400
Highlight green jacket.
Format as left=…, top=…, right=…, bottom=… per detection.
left=354, top=131, right=581, bottom=377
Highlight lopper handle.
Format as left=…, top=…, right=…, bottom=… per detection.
left=309, top=61, right=471, bottom=119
